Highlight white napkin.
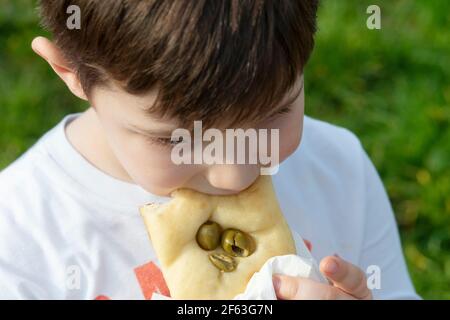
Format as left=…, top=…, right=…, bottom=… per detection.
left=151, top=231, right=327, bottom=300
left=233, top=231, right=327, bottom=299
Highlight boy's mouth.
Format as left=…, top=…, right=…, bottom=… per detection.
left=179, top=174, right=258, bottom=196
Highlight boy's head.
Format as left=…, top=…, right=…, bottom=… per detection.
left=34, top=0, right=318, bottom=196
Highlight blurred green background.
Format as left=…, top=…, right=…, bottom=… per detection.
left=0, top=0, right=449, bottom=299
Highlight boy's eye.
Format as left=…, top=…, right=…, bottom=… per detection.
left=276, top=104, right=294, bottom=116
left=266, top=104, right=293, bottom=121
left=150, top=136, right=184, bottom=147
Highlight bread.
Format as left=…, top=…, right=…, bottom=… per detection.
left=140, top=175, right=296, bottom=299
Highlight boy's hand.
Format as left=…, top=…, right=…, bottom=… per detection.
left=272, top=255, right=373, bottom=300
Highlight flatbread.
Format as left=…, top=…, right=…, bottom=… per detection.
left=140, top=175, right=296, bottom=299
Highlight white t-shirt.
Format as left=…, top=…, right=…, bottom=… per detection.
left=0, top=114, right=420, bottom=299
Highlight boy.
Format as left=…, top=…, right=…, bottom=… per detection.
left=0, top=0, right=419, bottom=299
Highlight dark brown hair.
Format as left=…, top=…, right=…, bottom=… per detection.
left=38, top=0, right=318, bottom=128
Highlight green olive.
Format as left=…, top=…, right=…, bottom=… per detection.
left=221, top=229, right=256, bottom=257
left=196, top=221, right=222, bottom=250
left=208, top=253, right=237, bottom=272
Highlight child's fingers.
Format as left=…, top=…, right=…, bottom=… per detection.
left=319, top=255, right=372, bottom=300
left=272, top=275, right=355, bottom=300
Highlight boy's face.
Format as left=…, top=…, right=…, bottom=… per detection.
left=91, top=77, right=305, bottom=197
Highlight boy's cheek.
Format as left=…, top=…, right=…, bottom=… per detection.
left=124, top=153, right=197, bottom=196
left=278, top=126, right=302, bottom=162
left=287, top=128, right=302, bottom=156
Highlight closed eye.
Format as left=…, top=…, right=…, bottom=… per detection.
left=275, top=105, right=293, bottom=115
left=145, top=135, right=185, bottom=148
left=266, top=104, right=293, bottom=121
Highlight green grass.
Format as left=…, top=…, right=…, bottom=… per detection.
left=306, top=0, right=450, bottom=299
left=1, top=0, right=449, bottom=299
left=0, top=0, right=85, bottom=169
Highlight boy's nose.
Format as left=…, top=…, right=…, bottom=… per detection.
left=205, top=164, right=260, bottom=194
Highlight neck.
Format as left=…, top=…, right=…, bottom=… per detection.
left=65, top=107, right=133, bottom=183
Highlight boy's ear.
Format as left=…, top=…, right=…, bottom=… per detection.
left=31, top=36, right=88, bottom=101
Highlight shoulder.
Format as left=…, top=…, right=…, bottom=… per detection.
left=0, top=115, right=72, bottom=203
left=279, top=115, right=369, bottom=207
left=301, top=116, right=364, bottom=163
left=286, top=116, right=367, bottom=185
left=0, top=137, right=52, bottom=238
left=0, top=119, right=68, bottom=233
left=0, top=134, right=56, bottom=211
left=0, top=131, right=65, bottom=298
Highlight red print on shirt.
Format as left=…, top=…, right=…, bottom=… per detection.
left=134, top=261, right=171, bottom=299
left=95, top=260, right=170, bottom=300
